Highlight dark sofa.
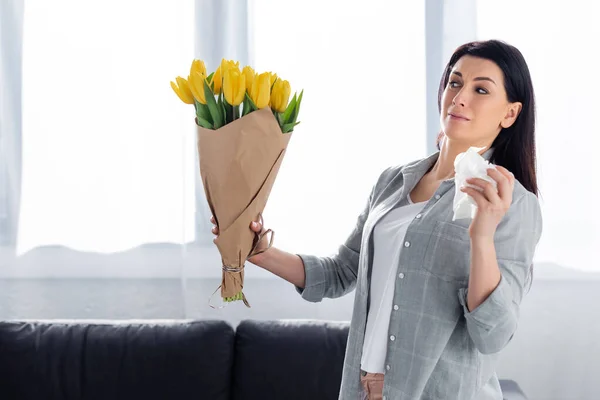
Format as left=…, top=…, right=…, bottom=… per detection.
left=0, top=319, right=527, bottom=399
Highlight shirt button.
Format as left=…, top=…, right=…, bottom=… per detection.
left=404, top=241, right=410, bottom=248
left=390, top=335, right=395, bottom=341
left=398, top=273, right=405, bottom=279
left=393, top=305, right=399, bottom=310
left=386, top=365, right=391, bottom=371
left=435, top=194, right=441, bottom=200
left=416, top=213, right=422, bottom=219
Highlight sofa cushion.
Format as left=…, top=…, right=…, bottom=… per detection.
left=232, top=320, right=349, bottom=400
left=0, top=319, right=234, bottom=400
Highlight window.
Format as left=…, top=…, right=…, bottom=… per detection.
left=251, top=0, right=427, bottom=257
left=17, top=0, right=196, bottom=254
left=477, top=0, right=600, bottom=274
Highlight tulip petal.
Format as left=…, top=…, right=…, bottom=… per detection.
left=188, top=72, right=207, bottom=104
left=190, top=59, right=207, bottom=78
left=171, top=78, right=194, bottom=104
left=175, top=76, right=194, bottom=103
left=234, top=74, right=246, bottom=106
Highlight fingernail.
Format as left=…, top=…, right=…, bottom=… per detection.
left=251, top=222, right=257, bottom=228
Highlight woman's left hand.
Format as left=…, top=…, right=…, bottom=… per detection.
left=460, top=166, right=515, bottom=240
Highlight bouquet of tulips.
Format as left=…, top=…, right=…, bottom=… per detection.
left=171, top=59, right=303, bottom=307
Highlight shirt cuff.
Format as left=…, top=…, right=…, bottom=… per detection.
left=294, top=254, right=326, bottom=302
left=458, top=275, right=514, bottom=331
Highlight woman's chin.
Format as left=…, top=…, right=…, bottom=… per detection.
left=440, top=129, right=470, bottom=142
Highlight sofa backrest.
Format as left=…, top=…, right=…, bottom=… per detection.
left=0, top=320, right=235, bottom=400
left=231, top=319, right=350, bottom=400
left=0, top=319, right=527, bottom=399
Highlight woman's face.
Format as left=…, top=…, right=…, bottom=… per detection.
left=440, top=55, right=522, bottom=148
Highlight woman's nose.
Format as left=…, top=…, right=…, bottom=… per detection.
left=452, top=89, right=467, bottom=107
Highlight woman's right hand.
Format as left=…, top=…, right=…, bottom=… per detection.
left=211, top=216, right=306, bottom=288
left=210, top=216, right=271, bottom=264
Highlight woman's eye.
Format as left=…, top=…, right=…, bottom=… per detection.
left=449, top=81, right=460, bottom=88
left=476, top=87, right=489, bottom=94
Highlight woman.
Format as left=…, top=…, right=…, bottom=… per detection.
left=212, top=40, right=543, bottom=400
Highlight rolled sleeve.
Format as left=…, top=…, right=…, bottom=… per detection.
left=292, top=241, right=364, bottom=302
left=459, top=191, right=542, bottom=354
left=458, top=272, right=520, bottom=354
left=295, top=254, right=326, bottom=302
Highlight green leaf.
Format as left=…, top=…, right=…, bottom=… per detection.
left=244, top=92, right=258, bottom=115
left=288, top=90, right=303, bottom=125
left=204, top=80, right=222, bottom=129
left=282, top=121, right=300, bottom=133
left=206, top=72, right=215, bottom=90
left=223, top=99, right=234, bottom=124
left=195, top=100, right=212, bottom=124
left=196, top=116, right=213, bottom=129
left=281, top=93, right=297, bottom=125
left=219, top=92, right=228, bottom=124
left=294, top=90, right=303, bottom=122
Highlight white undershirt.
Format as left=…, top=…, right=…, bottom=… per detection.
left=360, top=194, right=427, bottom=373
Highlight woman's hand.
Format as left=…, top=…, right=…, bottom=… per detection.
left=460, top=166, right=515, bottom=240
left=210, top=216, right=271, bottom=264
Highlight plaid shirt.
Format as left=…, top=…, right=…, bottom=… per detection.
left=296, top=149, right=542, bottom=400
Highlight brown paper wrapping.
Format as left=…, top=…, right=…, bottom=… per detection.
left=197, top=107, right=292, bottom=307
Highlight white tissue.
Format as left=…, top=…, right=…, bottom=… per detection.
left=453, top=146, right=497, bottom=221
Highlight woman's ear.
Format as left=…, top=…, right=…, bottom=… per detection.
left=501, top=102, right=523, bottom=128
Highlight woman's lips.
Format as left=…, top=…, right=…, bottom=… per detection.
left=449, top=113, right=470, bottom=121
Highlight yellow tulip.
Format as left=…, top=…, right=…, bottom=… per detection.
left=250, top=72, right=271, bottom=109
left=170, top=76, right=194, bottom=104
left=270, top=79, right=291, bottom=113
left=242, top=66, right=255, bottom=91
left=223, top=67, right=246, bottom=106
left=219, top=58, right=239, bottom=72
left=212, top=68, right=222, bottom=94
left=269, top=72, right=278, bottom=88
left=188, top=71, right=208, bottom=104
left=211, top=59, right=240, bottom=95
left=190, top=59, right=207, bottom=78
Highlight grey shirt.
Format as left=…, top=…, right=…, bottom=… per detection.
left=296, top=149, right=543, bottom=400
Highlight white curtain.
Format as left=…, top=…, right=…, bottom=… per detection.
left=476, top=0, right=600, bottom=274
left=474, top=4, right=600, bottom=400
left=0, top=0, right=24, bottom=249
left=12, top=0, right=428, bottom=275
left=17, top=0, right=196, bottom=254
left=250, top=0, right=427, bottom=267
left=2, top=0, right=427, bottom=321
